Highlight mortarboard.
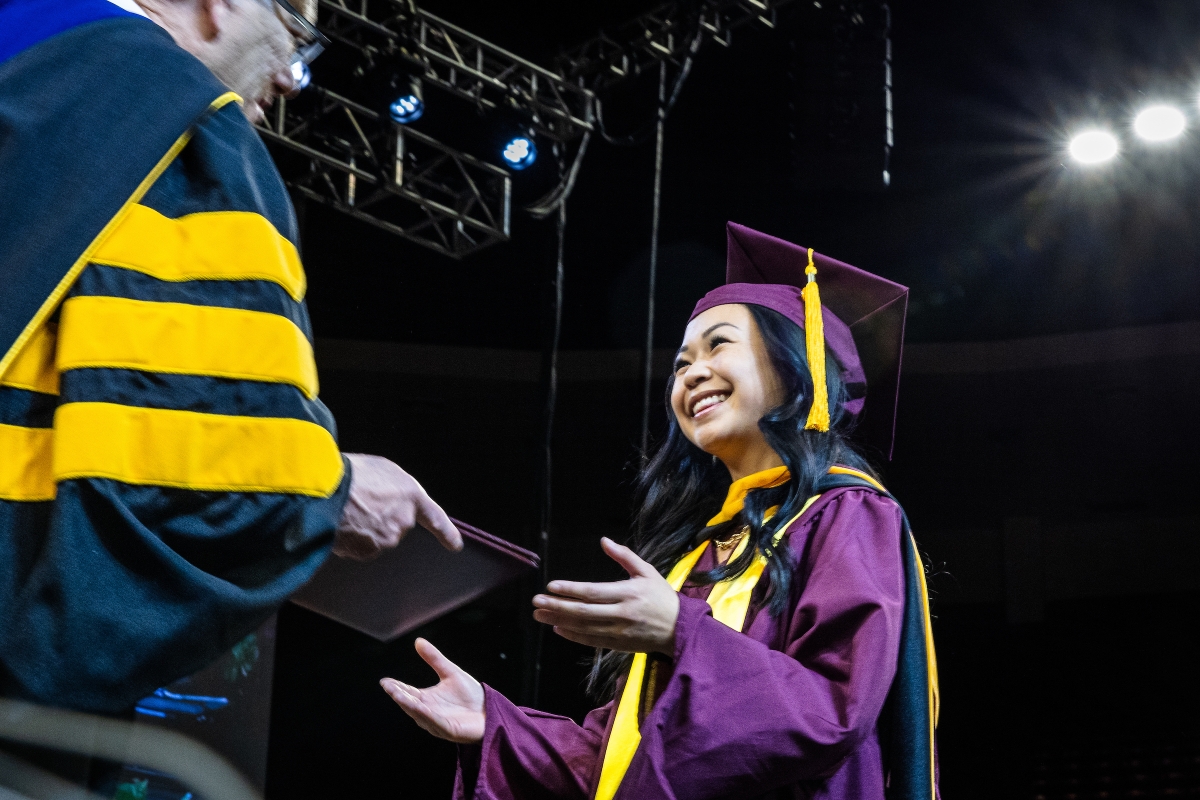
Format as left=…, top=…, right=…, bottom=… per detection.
left=690, top=222, right=909, bottom=458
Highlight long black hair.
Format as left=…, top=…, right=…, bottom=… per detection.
left=586, top=304, right=879, bottom=700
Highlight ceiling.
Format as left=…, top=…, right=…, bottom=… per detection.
left=296, top=0, right=1200, bottom=350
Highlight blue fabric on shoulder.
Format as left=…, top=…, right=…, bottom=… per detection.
left=0, top=0, right=136, bottom=66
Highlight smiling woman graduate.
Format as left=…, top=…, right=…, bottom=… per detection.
left=382, top=223, right=939, bottom=800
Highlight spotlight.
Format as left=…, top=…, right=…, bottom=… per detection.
left=291, top=60, right=311, bottom=91
left=389, top=94, right=424, bottom=124
left=1068, top=130, right=1119, bottom=164
left=501, top=136, right=537, bottom=170
left=1133, top=104, right=1186, bottom=141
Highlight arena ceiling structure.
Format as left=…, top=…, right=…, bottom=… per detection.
left=256, top=0, right=893, bottom=259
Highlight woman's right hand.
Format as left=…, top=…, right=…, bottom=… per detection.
left=380, top=638, right=485, bottom=744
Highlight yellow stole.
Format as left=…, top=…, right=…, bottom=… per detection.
left=595, top=465, right=822, bottom=800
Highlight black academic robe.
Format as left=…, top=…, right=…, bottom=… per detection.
left=0, top=11, right=348, bottom=713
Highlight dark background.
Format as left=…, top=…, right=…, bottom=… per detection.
left=265, top=0, right=1200, bottom=798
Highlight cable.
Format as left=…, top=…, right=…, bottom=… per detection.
left=525, top=131, right=592, bottom=219
left=529, top=151, right=567, bottom=707
left=594, top=26, right=704, bottom=148
left=640, top=60, right=667, bottom=460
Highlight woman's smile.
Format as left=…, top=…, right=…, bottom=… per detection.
left=689, top=390, right=730, bottom=418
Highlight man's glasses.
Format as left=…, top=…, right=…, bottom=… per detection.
left=273, top=0, right=329, bottom=66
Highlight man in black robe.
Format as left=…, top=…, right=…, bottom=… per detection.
left=0, top=0, right=461, bottom=714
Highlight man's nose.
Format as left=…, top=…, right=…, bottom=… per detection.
left=275, top=63, right=300, bottom=99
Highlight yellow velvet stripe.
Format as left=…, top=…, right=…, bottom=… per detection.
left=90, top=204, right=307, bottom=301
left=52, top=402, right=343, bottom=497
left=828, top=464, right=886, bottom=492
left=914, top=534, right=940, bottom=725
left=833, top=465, right=940, bottom=723
left=0, top=424, right=55, bottom=502
left=0, top=322, right=59, bottom=395
left=58, top=296, right=319, bottom=398
left=0, top=92, right=240, bottom=382
left=597, top=650, right=649, bottom=800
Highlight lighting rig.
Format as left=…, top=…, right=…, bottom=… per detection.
left=257, top=0, right=595, bottom=258
left=556, top=0, right=791, bottom=93
left=257, top=0, right=795, bottom=258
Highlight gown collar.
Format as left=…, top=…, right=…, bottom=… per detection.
left=707, top=465, right=790, bottom=526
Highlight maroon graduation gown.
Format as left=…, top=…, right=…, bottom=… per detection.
left=455, top=487, right=914, bottom=800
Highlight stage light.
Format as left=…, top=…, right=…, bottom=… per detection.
left=389, top=93, right=424, bottom=124
left=1133, top=104, right=1186, bottom=141
left=1068, top=130, right=1119, bottom=164
left=501, top=136, right=537, bottom=170
left=291, top=60, right=311, bottom=91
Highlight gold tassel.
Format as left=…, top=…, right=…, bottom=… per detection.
left=801, top=248, right=830, bottom=432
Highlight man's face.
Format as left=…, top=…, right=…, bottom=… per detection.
left=203, top=0, right=310, bottom=123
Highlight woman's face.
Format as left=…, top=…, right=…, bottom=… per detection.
left=671, top=304, right=786, bottom=478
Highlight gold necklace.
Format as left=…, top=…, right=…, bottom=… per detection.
left=713, top=525, right=750, bottom=552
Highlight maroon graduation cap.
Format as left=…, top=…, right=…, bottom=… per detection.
left=690, top=222, right=909, bottom=459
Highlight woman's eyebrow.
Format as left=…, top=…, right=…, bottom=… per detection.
left=702, top=322, right=738, bottom=337
left=677, top=322, right=740, bottom=357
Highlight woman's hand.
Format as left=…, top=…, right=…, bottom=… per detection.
left=380, top=638, right=485, bottom=744
left=532, top=538, right=680, bottom=655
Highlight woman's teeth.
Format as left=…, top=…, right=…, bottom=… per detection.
left=692, top=394, right=728, bottom=415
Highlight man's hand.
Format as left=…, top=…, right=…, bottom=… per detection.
left=531, top=538, right=680, bottom=655
left=333, top=453, right=462, bottom=561
left=381, top=638, right=485, bottom=744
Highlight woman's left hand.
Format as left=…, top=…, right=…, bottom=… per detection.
left=380, top=638, right=485, bottom=744
left=532, top=538, right=680, bottom=655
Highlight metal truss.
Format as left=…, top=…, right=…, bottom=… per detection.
left=556, top=0, right=794, bottom=92
left=316, top=0, right=594, bottom=142
left=255, top=0, right=795, bottom=256
left=257, top=88, right=510, bottom=259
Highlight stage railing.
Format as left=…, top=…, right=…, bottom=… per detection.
left=0, top=698, right=260, bottom=800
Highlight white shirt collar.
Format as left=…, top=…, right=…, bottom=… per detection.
left=107, top=0, right=149, bottom=18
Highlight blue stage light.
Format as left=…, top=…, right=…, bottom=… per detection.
left=291, top=60, right=311, bottom=91
left=501, top=136, right=537, bottom=170
left=389, top=94, right=424, bottom=124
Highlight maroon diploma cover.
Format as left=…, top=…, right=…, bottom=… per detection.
left=290, top=519, right=539, bottom=641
